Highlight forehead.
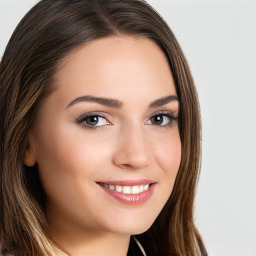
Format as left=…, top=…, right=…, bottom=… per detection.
left=52, top=35, right=176, bottom=105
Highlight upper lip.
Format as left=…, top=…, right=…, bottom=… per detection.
left=96, top=179, right=156, bottom=186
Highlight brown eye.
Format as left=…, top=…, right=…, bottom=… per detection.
left=146, top=113, right=176, bottom=127
left=76, top=114, right=110, bottom=129
left=151, top=115, right=164, bottom=125
left=85, top=116, right=99, bottom=126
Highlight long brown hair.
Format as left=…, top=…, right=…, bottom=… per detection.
left=0, top=0, right=207, bottom=255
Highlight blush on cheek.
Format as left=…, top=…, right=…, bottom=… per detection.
left=156, top=139, right=181, bottom=177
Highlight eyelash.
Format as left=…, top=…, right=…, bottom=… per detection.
left=75, top=112, right=110, bottom=130
left=75, top=111, right=178, bottom=130
left=145, top=111, right=178, bottom=128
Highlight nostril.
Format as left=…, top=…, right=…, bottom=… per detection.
left=121, top=163, right=134, bottom=169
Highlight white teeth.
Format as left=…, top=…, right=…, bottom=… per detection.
left=131, top=185, right=140, bottom=194
left=109, top=185, right=115, bottom=190
left=123, top=186, right=132, bottom=194
left=144, top=184, right=149, bottom=190
left=116, top=185, right=122, bottom=192
left=101, top=183, right=151, bottom=194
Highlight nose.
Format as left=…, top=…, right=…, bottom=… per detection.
left=112, top=125, right=153, bottom=169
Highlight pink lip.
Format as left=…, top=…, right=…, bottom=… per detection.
left=96, top=181, right=156, bottom=205
left=97, top=179, right=155, bottom=186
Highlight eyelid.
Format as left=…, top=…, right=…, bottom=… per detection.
left=75, top=110, right=178, bottom=130
left=146, top=110, right=178, bottom=120
left=75, top=110, right=111, bottom=120
left=75, top=112, right=112, bottom=129
left=145, top=110, right=178, bottom=127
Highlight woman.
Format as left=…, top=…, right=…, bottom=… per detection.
left=0, top=0, right=207, bottom=255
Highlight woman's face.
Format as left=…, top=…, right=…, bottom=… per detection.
left=26, top=36, right=181, bottom=237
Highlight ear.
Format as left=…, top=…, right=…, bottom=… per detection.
left=23, top=139, right=37, bottom=167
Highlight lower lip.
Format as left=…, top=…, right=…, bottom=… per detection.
left=97, top=183, right=156, bottom=205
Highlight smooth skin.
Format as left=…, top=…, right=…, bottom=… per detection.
left=24, top=36, right=181, bottom=256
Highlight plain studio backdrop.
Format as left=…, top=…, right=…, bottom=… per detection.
left=0, top=0, right=255, bottom=256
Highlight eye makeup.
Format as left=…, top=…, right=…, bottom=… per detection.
left=75, top=112, right=112, bottom=130
left=75, top=109, right=178, bottom=130
left=146, top=110, right=178, bottom=128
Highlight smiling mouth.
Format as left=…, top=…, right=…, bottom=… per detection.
left=97, top=182, right=152, bottom=194
left=96, top=181, right=156, bottom=205
left=96, top=178, right=157, bottom=205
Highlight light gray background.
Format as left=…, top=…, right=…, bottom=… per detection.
left=0, top=1, right=255, bottom=255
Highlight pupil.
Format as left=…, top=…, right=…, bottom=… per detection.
left=87, top=116, right=98, bottom=125
left=152, top=115, right=163, bottom=125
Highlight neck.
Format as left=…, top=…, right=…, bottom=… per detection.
left=49, top=227, right=131, bottom=256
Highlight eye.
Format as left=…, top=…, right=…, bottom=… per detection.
left=146, top=112, right=177, bottom=127
left=76, top=114, right=110, bottom=129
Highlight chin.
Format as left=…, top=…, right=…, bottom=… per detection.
left=103, top=214, right=156, bottom=235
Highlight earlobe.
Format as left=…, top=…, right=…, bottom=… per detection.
left=23, top=140, right=37, bottom=167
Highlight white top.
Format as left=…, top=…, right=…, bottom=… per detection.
left=134, top=237, right=147, bottom=256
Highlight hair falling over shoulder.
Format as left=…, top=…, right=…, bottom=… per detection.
left=0, top=0, right=207, bottom=255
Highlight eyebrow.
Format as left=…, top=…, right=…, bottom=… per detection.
left=149, top=95, right=179, bottom=108
left=66, top=94, right=179, bottom=109
left=66, top=95, right=123, bottom=109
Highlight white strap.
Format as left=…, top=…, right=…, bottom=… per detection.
left=133, top=237, right=147, bottom=256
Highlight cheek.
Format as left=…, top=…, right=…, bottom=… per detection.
left=34, top=124, right=114, bottom=196
left=33, top=128, right=113, bottom=226
left=154, top=130, right=181, bottom=179
left=150, top=128, right=181, bottom=209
